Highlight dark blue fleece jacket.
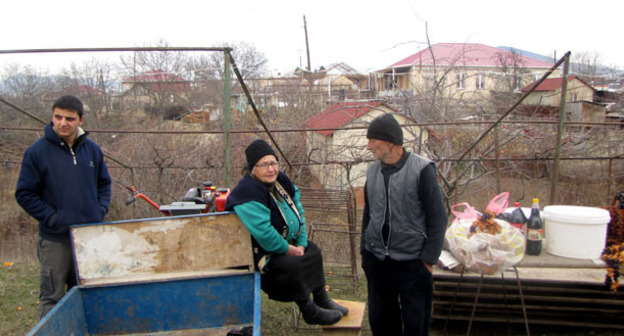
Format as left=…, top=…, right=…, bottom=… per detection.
left=15, top=123, right=112, bottom=242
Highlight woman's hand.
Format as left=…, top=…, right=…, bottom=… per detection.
left=286, top=244, right=305, bottom=256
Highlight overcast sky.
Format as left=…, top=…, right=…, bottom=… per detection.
left=1, top=0, right=622, bottom=74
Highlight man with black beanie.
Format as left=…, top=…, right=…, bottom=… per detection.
left=360, top=113, right=447, bottom=336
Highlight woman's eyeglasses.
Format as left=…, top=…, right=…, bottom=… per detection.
left=255, top=161, right=279, bottom=169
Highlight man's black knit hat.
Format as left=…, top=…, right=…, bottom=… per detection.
left=366, top=113, right=403, bottom=145
left=245, top=139, right=278, bottom=171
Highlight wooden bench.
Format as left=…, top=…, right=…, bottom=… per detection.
left=322, top=300, right=366, bottom=336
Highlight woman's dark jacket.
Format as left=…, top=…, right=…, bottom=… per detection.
left=225, top=171, right=306, bottom=267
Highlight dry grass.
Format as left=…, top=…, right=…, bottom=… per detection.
left=0, top=261, right=39, bottom=336
left=4, top=262, right=622, bottom=336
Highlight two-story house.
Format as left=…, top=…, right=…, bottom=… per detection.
left=374, top=43, right=554, bottom=107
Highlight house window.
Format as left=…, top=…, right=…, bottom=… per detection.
left=457, top=73, right=465, bottom=89
left=514, top=76, right=523, bottom=90
left=476, top=74, right=485, bottom=89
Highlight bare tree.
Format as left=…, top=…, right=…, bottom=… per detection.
left=185, top=41, right=269, bottom=114
left=0, top=64, right=56, bottom=120
left=571, top=51, right=602, bottom=79
left=56, top=58, right=118, bottom=124
left=190, top=41, right=268, bottom=82
left=117, top=39, right=192, bottom=118
left=120, top=39, right=188, bottom=75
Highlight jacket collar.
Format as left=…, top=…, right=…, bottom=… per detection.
left=44, top=123, right=88, bottom=148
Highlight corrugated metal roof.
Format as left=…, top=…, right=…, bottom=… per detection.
left=305, top=101, right=388, bottom=137
left=387, top=43, right=553, bottom=69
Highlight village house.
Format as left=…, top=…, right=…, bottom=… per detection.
left=373, top=43, right=554, bottom=105
left=43, top=85, right=107, bottom=115
left=305, top=101, right=427, bottom=199
left=314, top=63, right=371, bottom=101
left=240, top=63, right=370, bottom=112
left=519, top=75, right=605, bottom=122
left=521, top=75, right=595, bottom=106
left=119, top=70, right=191, bottom=110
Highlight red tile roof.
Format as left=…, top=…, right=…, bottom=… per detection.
left=305, top=101, right=392, bottom=137
left=42, top=85, right=101, bottom=99
left=387, top=43, right=553, bottom=69
left=521, top=75, right=594, bottom=92
left=123, top=70, right=190, bottom=93
left=123, top=70, right=187, bottom=83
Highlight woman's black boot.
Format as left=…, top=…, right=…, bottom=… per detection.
left=313, top=287, right=349, bottom=316
left=297, top=299, right=343, bottom=325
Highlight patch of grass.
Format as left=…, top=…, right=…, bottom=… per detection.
left=0, top=261, right=39, bottom=336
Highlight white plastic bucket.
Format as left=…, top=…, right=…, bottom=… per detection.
left=544, top=205, right=610, bottom=259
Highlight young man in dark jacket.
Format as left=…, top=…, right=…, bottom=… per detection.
left=15, top=95, right=111, bottom=319
left=361, top=113, right=447, bottom=336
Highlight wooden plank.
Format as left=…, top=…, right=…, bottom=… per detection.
left=71, top=213, right=253, bottom=285
left=79, top=269, right=250, bottom=287
left=519, top=253, right=605, bottom=268
left=322, top=300, right=366, bottom=336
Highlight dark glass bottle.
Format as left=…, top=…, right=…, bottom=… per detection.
left=526, top=198, right=543, bottom=255
left=510, top=202, right=527, bottom=236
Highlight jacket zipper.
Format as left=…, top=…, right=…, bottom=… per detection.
left=384, top=194, right=391, bottom=256
left=382, top=177, right=428, bottom=256
left=70, top=147, right=77, bottom=165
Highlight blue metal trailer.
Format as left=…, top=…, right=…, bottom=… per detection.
left=27, top=212, right=261, bottom=336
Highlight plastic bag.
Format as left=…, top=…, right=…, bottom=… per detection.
left=445, top=192, right=525, bottom=275
left=485, top=192, right=510, bottom=215
left=449, top=192, right=509, bottom=221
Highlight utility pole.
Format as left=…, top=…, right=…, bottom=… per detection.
left=303, top=15, right=311, bottom=71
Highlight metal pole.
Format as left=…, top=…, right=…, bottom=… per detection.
left=224, top=49, right=232, bottom=188
left=303, top=15, right=311, bottom=71
left=448, top=53, right=569, bottom=166
left=0, top=47, right=227, bottom=54
left=494, top=122, right=501, bottom=194
left=228, top=53, right=293, bottom=170
left=445, top=52, right=571, bottom=187
left=549, top=53, right=570, bottom=205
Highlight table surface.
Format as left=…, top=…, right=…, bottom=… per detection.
left=435, top=250, right=608, bottom=284
left=518, top=251, right=605, bottom=268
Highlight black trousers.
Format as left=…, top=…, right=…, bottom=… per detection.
left=362, top=250, right=433, bottom=336
left=261, top=241, right=325, bottom=302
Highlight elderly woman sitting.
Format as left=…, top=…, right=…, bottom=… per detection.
left=225, top=139, right=348, bottom=325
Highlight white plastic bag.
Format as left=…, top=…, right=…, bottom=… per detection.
left=444, top=193, right=525, bottom=275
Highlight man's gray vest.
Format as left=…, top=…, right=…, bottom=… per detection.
left=364, top=153, right=432, bottom=261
